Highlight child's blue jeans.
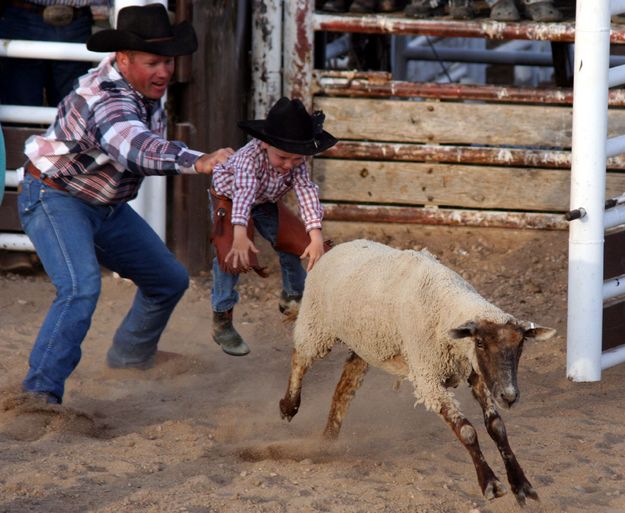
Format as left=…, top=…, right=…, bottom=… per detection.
left=211, top=201, right=306, bottom=312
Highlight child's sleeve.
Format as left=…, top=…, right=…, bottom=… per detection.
left=230, top=154, right=259, bottom=226
left=292, top=162, right=323, bottom=231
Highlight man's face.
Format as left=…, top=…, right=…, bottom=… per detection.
left=262, top=142, right=305, bottom=174
left=116, top=51, right=175, bottom=100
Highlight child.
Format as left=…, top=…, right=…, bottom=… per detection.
left=209, top=97, right=338, bottom=357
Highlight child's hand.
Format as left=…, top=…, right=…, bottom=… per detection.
left=300, top=228, right=324, bottom=272
left=226, top=225, right=259, bottom=271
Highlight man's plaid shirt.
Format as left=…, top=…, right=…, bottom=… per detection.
left=211, top=139, right=323, bottom=232
left=25, top=54, right=202, bottom=205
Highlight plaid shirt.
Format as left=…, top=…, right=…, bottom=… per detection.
left=212, top=139, right=323, bottom=232
left=25, top=54, right=202, bottom=205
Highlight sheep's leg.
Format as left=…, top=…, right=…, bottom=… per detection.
left=322, top=352, right=369, bottom=440
left=469, top=372, right=538, bottom=506
left=439, top=402, right=507, bottom=500
left=279, top=349, right=311, bottom=421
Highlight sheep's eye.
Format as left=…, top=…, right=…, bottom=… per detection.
left=475, top=339, right=485, bottom=350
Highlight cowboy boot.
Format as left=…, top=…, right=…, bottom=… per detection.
left=350, top=0, right=377, bottom=13
left=524, top=1, right=562, bottom=22
left=449, top=0, right=474, bottom=19
left=213, top=309, right=250, bottom=356
left=378, top=0, right=406, bottom=12
left=405, top=0, right=445, bottom=18
left=321, top=0, right=351, bottom=12
left=489, top=0, right=521, bottom=21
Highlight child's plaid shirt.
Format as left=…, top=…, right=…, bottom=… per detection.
left=211, top=139, right=323, bottom=232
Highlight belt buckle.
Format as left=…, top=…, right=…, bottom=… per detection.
left=42, top=5, right=74, bottom=26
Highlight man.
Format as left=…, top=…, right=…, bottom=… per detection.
left=17, top=3, right=233, bottom=404
left=0, top=0, right=107, bottom=107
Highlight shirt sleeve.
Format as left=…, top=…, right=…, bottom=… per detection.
left=292, top=161, right=323, bottom=231
left=230, top=154, right=259, bottom=226
left=90, top=94, right=203, bottom=176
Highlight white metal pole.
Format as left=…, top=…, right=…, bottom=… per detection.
left=0, top=105, right=56, bottom=124
left=251, top=0, right=283, bottom=119
left=0, top=233, right=35, bottom=251
left=567, top=0, right=611, bottom=382
left=0, top=40, right=101, bottom=62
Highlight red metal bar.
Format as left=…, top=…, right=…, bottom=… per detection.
left=313, top=13, right=625, bottom=44
left=322, top=141, right=625, bottom=169
left=322, top=141, right=573, bottom=167
left=322, top=203, right=568, bottom=230
left=313, top=70, right=625, bottom=106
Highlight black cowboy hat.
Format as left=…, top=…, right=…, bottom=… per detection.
left=87, top=3, right=197, bottom=57
left=238, top=97, right=338, bottom=156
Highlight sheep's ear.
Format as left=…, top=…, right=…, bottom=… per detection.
left=449, top=321, right=478, bottom=340
left=519, top=320, right=557, bottom=341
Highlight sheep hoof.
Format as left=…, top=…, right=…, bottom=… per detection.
left=484, top=478, right=507, bottom=500
left=279, top=398, right=297, bottom=422
left=513, top=482, right=539, bottom=506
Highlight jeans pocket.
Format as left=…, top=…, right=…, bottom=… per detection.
left=17, top=176, right=43, bottom=218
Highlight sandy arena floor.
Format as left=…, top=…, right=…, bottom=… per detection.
left=1, top=222, right=623, bottom=513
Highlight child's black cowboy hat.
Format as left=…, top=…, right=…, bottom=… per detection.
left=238, top=97, right=338, bottom=156
left=87, top=3, right=197, bottom=57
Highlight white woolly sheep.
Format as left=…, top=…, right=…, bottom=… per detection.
left=279, top=239, right=556, bottom=505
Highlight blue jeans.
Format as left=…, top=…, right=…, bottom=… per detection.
left=0, top=5, right=92, bottom=106
left=18, top=174, right=189, bottom=400
left=211, top=201, right=306, bottom=312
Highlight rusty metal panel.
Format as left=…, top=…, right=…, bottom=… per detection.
left=313, top=14, right=625, bottom=44
left=313, top=70, right=625, bottom=106
left=322, top=141, right=625, bottom=170
left=322, top=203, right=567, bottom=230
left=323, top=141, right=570, bottom=168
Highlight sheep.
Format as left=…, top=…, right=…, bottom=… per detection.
left=279, top=239, right=556, bottom=505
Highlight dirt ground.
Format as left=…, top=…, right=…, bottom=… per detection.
left=1, top=221, right=624, bottom=513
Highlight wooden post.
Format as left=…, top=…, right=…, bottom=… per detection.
left=251, top=0, right=282, bottom=118
left=283, top=0, right=313, bottom=107
left=169, top=0, right=250, bottom=274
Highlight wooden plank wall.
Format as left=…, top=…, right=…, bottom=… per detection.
left=312, top=90, right=625, bottom=224
left=310, top=75, right=625, bottom=354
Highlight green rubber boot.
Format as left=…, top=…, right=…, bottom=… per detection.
left=213, top=309, right=250, bottom=356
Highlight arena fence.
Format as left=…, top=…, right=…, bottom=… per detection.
left=269, top=1, right=625, bottom=382
left=567, top=0, right=625, bottom=381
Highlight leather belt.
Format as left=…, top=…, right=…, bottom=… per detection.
left=26, top=161, right=66, bottom=192
left=6, top=0, right=91, bottom=25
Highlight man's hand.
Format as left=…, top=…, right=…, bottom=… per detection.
left=300, top=228, right=324, bottom=272
left=195, top=147, right=234, bottom=175
left=225, top=225, right=259, bottom=272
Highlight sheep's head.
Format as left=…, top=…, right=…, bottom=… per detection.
left=449, top=319, right=556, bottom=409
